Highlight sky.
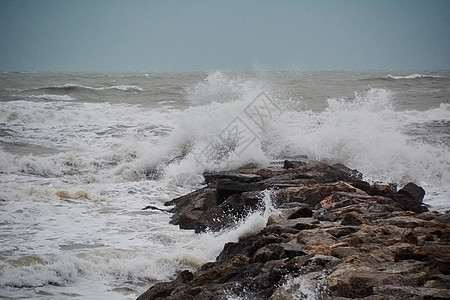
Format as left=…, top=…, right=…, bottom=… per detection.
left=0, top=0, right=449, bottom=72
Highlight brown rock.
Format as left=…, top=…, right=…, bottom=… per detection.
left=387, top=242, right=425, bottom=261
left=341, top=212, right=366, bottom=226
left=326, top=226, right=360, bottom=238
left=137, top=270, right=194, bottom=300
left=397, top=182, right=425, bottom=203
left=139, top=160, right=450, bottom=300
left=401, top=229, right=418, bottom=244
left=383, top=216, right=421, bottom=228
left=266, top=214, right=286, bottom=226
left=203, top=171, right=262, bottom=184
left=178, top=210, right=203, bottom=230
left=329, top=271, right=412, bottom=298
left=393, top=182, right=428, bottom=213
left=191, top=255, right=251, bottom=286
left=287, top=206, right=313, bottom=219
left=166, top=186, right=217, bottom=226
left=373, top=285, right=450, bottom=299
left=367, top=184, right=396, bottom=197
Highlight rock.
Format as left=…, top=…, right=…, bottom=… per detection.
left=326, top=226, right=360, bottom=238
left=328, top=269, right=413, bottom=298
left=373, top=285, right=450, bottom=299
left=262, top=223, right=301, bottom=236
left=332, top=163, right=363, bottom=180
left=341, top=212, right=367, bottom=226
left=178, top=210, right=203, bottom=230
left=283, top=159, right=308, bottom=169
left=137, top=270, right=194, bottom=300
left=216, top=233, right=284, bottom=262
left=415, top=211, right=441, bottom=221
left=204, top=171, right=262, bottom=184
left=253, top=244, right=286, bottom=263
left=435, top=211, right=450, bottom=224
left=216, top=179, right=261, bottom=203
left=191, top=255, right=251, bottom=286
left=139, top=160, right=449, bottom=300
left=394, top=193, right=428, bottom=213
left=255, top=168, right=287, bottom=179
left=424, top=274, right=450, bottom=289
left=382, top=216, right=421, bottom=228
left=277, top=182, right=362, bottom=208
left=297, top=229, right=337, bottom=255
left=281, top=242, right=307, bottom=258
left=241, top=191, right=263, bottom=208
left=218, top=194, right=244, bottom=212
left=194, top=207, right=226, bottom=233
left=393, top=182, right=428, bottom=213
left=398, top=182, right=426, bottom=203
left=367, top=184, right=396, bottom=197
left=387, top=242, right=425, bottom=261
left=330, top=246, right=361, bottom=259
left=401, top=229, right=418, bottom=244
left=266, top=214, right=286, bottom=226
left=287, top=206, right=313, bottom=219
left=314, top=208, right=339, bottom=222
left=269, top=218, right=320, bottom=231
left=165, top=186, right=217, bottom=226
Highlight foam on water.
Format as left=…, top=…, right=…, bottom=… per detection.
left=25, top=94, right=76, bottom=101
left=0, top=172, right=278, bottom=298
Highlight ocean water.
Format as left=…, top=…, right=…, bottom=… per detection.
left=0, top=70, right=449, bottom=299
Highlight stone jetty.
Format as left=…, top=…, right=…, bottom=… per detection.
left=138, top=157, right=449, bottom=300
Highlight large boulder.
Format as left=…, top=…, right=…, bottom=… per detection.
left=393, top=182, right=428, bottom=213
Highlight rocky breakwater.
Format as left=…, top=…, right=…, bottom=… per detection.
left=138, top=157, right=450, bottom=300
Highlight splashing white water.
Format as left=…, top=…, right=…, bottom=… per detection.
left=273, top=272, right=330, bottom=300
left=153, top=73, right=449, bottom=210
left=178, top=189, right=279, bottom=267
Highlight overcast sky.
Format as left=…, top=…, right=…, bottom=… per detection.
left=1, top=0, right=449, bottom=72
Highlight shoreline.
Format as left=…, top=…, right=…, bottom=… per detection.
left=138, top=157, right=449, bottom=299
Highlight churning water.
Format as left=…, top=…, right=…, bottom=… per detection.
left=0, top=70, right=449, bottom=299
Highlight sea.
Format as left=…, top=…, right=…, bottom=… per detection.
left=0, top=70, right=449, bottom=299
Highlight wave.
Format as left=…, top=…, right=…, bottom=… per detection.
left=0, top=188, right=277, bottom=293
left=25, top=83, right=144, bottom=93
left=143, top=72, right=449, bottom=210
left=386, top=74, right=443, bottom=80
left=2, top=71, right=449, bottom=209
left=26, top=94, right=75, bottom=101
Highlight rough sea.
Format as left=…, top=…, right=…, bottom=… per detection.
left=0, top=70, right=449, bottom=299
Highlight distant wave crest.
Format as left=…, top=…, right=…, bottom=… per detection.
left=386, top=74, right=442, bottom=80
left=26, top=83, right=144, bottom=92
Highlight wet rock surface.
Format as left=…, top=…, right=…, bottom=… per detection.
left=138, top=158, right=449, bottom=300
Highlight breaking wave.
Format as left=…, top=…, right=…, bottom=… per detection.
left=150, top=72, right=449, bottom=210
left=386, top=73, right=443, bottom=80
left=25, top=83, right=144, bottom=93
